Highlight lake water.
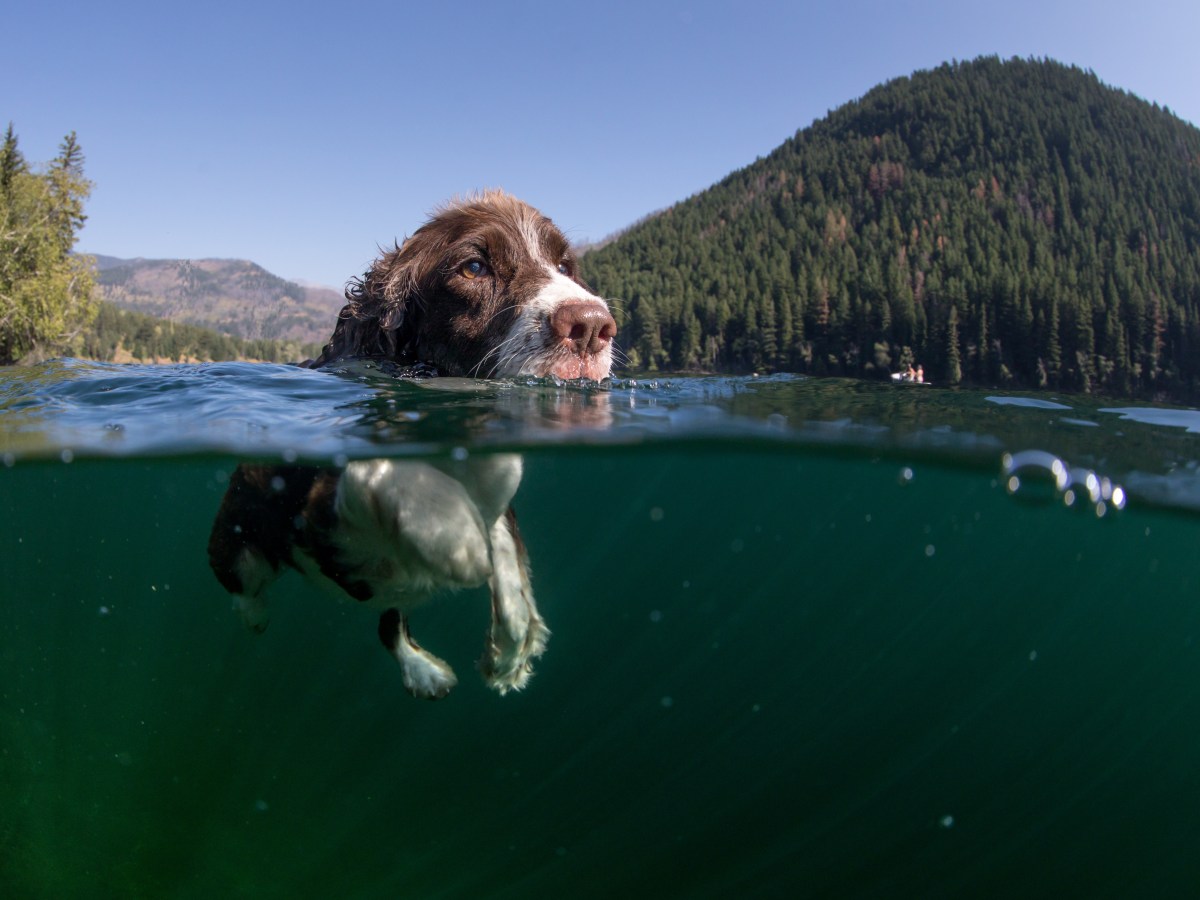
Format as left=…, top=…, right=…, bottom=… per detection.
left=2, top=359, right=1200, bottom=897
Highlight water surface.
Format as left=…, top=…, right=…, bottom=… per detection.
left=2, top=360, right=1199, bottom=897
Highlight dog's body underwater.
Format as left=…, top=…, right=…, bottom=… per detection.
left=207, top=193, right=616, bottom=698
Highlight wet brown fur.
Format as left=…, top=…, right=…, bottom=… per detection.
left=309, top=192, right=587, bottom=375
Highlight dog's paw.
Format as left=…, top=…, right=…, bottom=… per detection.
left=401, top=653, right=458, bottom=700
left=480, top=614, right=550, bottom=695
left=233, top=594, right=269, bottom=634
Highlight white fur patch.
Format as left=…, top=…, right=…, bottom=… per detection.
left=480, top=514, right=548, bottom=694
left=492, top=267, right=614, bottom=380
left=326, top=459, right=496, bottom=607
left=386, top=615, right=458, bottom=699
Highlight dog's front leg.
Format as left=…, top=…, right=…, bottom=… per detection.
left=479, top=508, right=549, bottom=694
left=377, top=609, right=457, bottom=700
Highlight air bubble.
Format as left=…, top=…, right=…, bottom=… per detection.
left=1002, top=449, right=1125, bottom=518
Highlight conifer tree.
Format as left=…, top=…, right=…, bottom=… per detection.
left=0, top=126, right=97, bottom=363
left=945, top=303, right=962, bottom=384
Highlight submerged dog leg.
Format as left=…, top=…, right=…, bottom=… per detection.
left=377, top=609, right=457, bottom=700
left=228, top=548, right=276, bottom=633
left=479, top=509, right=549, bottom=694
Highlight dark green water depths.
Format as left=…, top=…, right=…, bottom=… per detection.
left=2, top=362, right=1200, bottom=897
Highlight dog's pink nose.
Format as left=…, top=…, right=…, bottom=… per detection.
left=550, top=301, right=617, bottom=355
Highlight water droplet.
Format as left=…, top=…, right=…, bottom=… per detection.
left=660, top=696, right=674, bottom=708
left=899, top=466, right=914, bottom=484
left=451, top=446, right=469, bottom=462
left=940, top=814, right=955, bottom=829
left=254, top=799, right=269, bottom=813
left=649, top=506, right=664, bottom=522
left=925, top=544, right=936, bottom=557
left=60, top=449, right=74, bottom=464
left=649, top=609, right=663, bottom=623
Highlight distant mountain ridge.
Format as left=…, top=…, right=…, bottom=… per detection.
left=90, top=255, right=345, bottom=346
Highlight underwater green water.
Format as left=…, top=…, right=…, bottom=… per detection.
left=2, top=363, right=1200, bottom=897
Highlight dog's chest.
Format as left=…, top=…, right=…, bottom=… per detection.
left=300, top=455, right=524, bottom=609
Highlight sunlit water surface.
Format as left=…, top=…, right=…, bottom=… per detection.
left=2, top=359, right=1200, bottom=897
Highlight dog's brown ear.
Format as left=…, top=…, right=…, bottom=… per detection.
left=378, top=292, right=408, bottom=331
left=307, top=244, right=423, bottom=367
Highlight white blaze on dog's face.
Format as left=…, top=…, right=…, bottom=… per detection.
left=322, top=192, right=617, bottom=380
left=494, top=258, right=617, bottom=382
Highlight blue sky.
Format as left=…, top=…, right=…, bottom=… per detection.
left=6, top=0, right=1199, bottom=289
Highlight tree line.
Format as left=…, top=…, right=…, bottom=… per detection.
left=81, top=301, right=321, bottom=364
left=582, top=57, right=1200, bottom=402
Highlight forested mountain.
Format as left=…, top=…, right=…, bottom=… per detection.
left=582, top=57, right=1200, bottom=401
left=92, top=255, right=344, bottom=346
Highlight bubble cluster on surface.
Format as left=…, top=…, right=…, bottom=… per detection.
left=1001, top=449, right=1126, bottom=517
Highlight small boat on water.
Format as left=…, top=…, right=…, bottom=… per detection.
left=890, top=371, right=931, bottom=385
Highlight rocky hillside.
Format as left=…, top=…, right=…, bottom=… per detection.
left=92, top=255, right=345, bottom=346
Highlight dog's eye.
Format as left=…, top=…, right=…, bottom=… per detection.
left=557, top=261, right=571, bottom=276
left=461, top=260, right=488, bottom=280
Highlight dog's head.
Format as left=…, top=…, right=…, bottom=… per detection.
left=312, top=192, right=616, bottom=380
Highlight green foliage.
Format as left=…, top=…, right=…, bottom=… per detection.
left=0, top=126, right=98, bottom=363
left=582, top=57, right=1200, bottom=401
left=79, top=301, right=322, bottom=363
